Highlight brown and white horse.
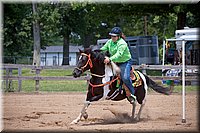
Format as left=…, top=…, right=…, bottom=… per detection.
left=71, top=48, right=171, bottom=124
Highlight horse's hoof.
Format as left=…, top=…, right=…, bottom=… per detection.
left=70, top=120, right=78, bottom=125
left=83, top=112, right=88, bottom=119
left=134, top=116, right=140, bottom=122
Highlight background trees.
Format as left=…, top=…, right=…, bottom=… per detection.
left=3, top=2, right=199, bottom=65
left=3, top=4, right=33, bottom=57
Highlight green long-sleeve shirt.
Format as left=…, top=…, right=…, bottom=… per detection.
left=100, top=38, right=131, bottom=63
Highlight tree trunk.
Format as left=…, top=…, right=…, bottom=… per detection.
left=32, top=3, right=41, bottom=66
left=62, top=35, right=70, bottom=65
left=144, top=16, right=148, bottom=36
left=83, top=33, right=93, bottom=48
left=177, top=12, right=186, bottom=30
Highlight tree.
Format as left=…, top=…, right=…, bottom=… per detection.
left=56, top=3, right=76, bottom=65
left=3, top=4, right=33, bottom=57
left=32, top=3, right=41, bottom=66
left=3, top=3, right=199, bottom=65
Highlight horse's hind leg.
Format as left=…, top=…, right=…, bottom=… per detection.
left=131, top=102, right=136, bottom=120
left=135, top=99, right=146, bottom=121
left=70, top=101, right=90, bottom=124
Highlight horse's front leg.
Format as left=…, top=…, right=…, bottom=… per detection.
left=70, top=101, right=90, bottom=124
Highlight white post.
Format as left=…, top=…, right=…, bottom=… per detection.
left=182, top=40, right=186, bottom=123
left=162, top=40, right=165, bottom=77
left=162, top=40, right=165, bottom=66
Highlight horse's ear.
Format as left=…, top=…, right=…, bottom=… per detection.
left=89, top=45, right=93, bottom=49
left=79, top=48, right=83, bottom=53
left=85, top=47, right=92, bottom=54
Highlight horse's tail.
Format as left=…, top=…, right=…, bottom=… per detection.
left=144, top=74, right=171, bottom=95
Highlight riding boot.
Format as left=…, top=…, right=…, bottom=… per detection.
left=128, top=94, right=136, bottom=104
left=118, top=85, right=123, bottom=94
left=118, top=80, right=123, bottom=93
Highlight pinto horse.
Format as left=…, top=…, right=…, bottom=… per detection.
left=71, top=48, right=171, bottom=124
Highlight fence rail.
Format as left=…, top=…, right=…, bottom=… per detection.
left=3, top=63, right=199, bottom=69
left=2, top=64, right=199, bottom=92
left=2, top=75, right=87, bottom=80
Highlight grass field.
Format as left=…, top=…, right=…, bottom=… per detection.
left=2, top=68, right=199, bottom=92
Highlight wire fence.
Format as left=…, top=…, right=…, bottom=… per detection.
left=2, top=56, right=77, bottom=66
left=3, top=56, right=33, bottom=64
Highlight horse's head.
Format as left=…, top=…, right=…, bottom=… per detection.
left=73, top=48, right=93, bottom=78
left=73, top=47, right=106, bottom=78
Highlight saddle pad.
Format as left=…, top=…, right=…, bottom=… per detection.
left=132, top=70, right=142, bottom=87
left=116, top=70, right=142, bottom=88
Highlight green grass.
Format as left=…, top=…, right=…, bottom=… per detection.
left=2, top=80, right=88, bottom=92
left=146, top=70, right=162, bottom=76
left=170, top=85, right=199, bottom=93
left=2, top=68, right=74, bottom=76
left=2, top=68, right=89, bottom=92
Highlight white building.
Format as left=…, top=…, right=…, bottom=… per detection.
left=40, top=45, right=83, bottom=66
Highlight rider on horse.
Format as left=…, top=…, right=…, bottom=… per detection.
left=100, top=27, right=136, bottom=104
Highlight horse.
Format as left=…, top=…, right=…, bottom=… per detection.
left=71, top=47, right=171, bottom=124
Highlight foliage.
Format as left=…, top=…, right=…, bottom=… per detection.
left=3, top=3, right=199, bottom=63
left=38, top=3, right=61, bottom=48
left=3, top=4, right=33, bottom=57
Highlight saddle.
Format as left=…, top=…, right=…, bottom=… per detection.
left=115, top=67, right=142, bottom=97
left=109, top=62, right=142, bottom=96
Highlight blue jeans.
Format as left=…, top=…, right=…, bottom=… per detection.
left=117, top=59, right=135, bottom=95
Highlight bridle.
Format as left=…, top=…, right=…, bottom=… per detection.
left=75, top=53, right=93, bottom=72
left=75, top=53, right=105, bottom=78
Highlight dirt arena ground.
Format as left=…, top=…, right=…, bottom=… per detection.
left=2, top=91, right=199, bottom=132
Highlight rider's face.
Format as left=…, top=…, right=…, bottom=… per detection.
left=111, top=36, right=119, bottom=42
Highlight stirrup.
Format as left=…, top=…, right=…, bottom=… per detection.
left=116, top=88, right=123, bottom=94
left=128, top=94, right=136, bottom=104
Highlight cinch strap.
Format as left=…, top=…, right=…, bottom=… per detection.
left=89, top=77, right=119, bottom=97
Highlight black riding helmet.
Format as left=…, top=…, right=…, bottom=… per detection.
left=109, top=27, right=122, bottom=36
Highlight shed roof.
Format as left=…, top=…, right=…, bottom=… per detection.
left=167, top=34, right=200, bottom=41
left=40, top=45, right=84, bottom=53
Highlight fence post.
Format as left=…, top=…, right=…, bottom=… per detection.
left=5, top=68, right=14, bottom=92
left=18, top=67, right=22, bottom=92
left=5, top=68, right=9, bottom=91
left=141, top=64, right=147, bottom=75
left=35, top=67, right=41, bottom=91
left=9, top=69, right=13, bottom=90
left=86, top=72, right=90, bottom=85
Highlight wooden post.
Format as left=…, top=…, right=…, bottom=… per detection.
left=35, top=67, right=41, bottom=91
left=18, top=67, right=22, bottom=92
left=5, top=68, right=9, bottom=91
left=86, top=72, right=90, bottom=85
left=141, top=64, right=147, bottom=75
left=8, top=69, right=13, bottom=91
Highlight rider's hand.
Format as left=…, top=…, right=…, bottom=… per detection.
left=104, top=57, right=110, bottom=64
